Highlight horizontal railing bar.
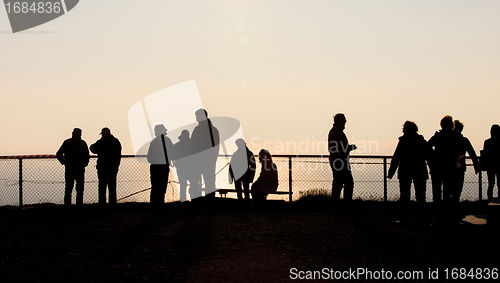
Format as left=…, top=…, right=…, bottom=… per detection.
left=0, top=154, right=479, bottom=160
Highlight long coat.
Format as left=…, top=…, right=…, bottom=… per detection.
left=388, top=133, right=432, bottom=180
left=229, top=146, right=256, bottom=183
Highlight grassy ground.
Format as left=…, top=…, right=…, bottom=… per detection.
left=0, top=198, right=499, bottom=282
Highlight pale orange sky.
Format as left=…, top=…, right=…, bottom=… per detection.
left=1, top=0, right=499, bottom=156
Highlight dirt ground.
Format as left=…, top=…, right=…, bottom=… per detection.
left=1, top=198, right=499, bottom=282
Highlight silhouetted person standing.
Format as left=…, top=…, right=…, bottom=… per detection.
left=56, top=128, right=90, bottom=206
left=388, top=121, right=432, bottom=220
left=251, top=149, right=278, bottom=200
left=453, top=120, right=479, bottom=203
left=191, top=109, right=220, bottom=199
left=328, top=113, right=357, bottom=202
left=428, top=115, right=459, bottom=205
left=482, top=124, right=500, bottom=200
left=172, top=130, right=196, bottom=202
left=229, top=138, right=256, bottom=200
left=147, top=124, right=173, bottom=206
left=90, top=128, right=122, bottom=205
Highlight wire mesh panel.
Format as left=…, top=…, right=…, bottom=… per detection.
left=114, top=157, right=154, bottom=203
left=0, top=159, right=20, bottom=206
left=21, top=158, right=67, bottom=205
left=289, top=156, right=330, bottom=201
left=0, top=155, right=489, bottom=206
left=288, top=156, right=395, bottom=201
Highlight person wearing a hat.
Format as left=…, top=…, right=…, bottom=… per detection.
left=147, top=124, right=174, bottom=206
left=90, top=127, right=122, bottom=205
left=56, top=128, right=90, bottom=206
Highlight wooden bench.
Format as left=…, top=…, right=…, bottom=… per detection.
left=216, top=189, right=293, bottom=202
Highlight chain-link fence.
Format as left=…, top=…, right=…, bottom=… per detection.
left=282, top=155, right=487, bottom=202
left=0, top=155, right=489, bottom=206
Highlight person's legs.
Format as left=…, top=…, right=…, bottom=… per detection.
left=442, top=171, right=458, bottom=221
left=431, top=172, right=443, bottom=204
left=64, top=169, right=74, bottom=206
left=189, top=171, right=202, bottom=200
left=487, top=170, right=495, bottom=200
left=331, top=171, right=343, bottom=202
left=242, top=181, right=250, bottom=200
left=97, top=170, right=108, bottom=205
left=75, top=169, right=85, bottom=206
left=414, top=177, right=427, bottom=219
left=108, top=171, right=117, bottom=204
left=330, top=159, right=343, bottom=202
left=160, top=168, right=169, bottom=204
left=150, top=166, right=157, bottom=204
left=453, top=170, right=465, bottom=204
left=442, top=171, right=455, bottom=203
left=495, top=171, right=500, bottom=199
left=413, top=178, right=427, bottom=205
left=251, top=183, right=269, bottom=200
left=399, top=178, right=411, bottom=203
left=202, top=161, right=217, bottom=198
left=234, top=179, right=243, bottom=200
left=177, top=171, right=188, bottom=202
left=342, top=169, right=354, bottom=202
left=430, top=172, right=444, bottom=223
left=150, top=165, right=163, bottom=204
left=398, top=178, right=411, bottom=220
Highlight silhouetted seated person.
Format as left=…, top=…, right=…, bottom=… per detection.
left=90, top=127, right=122, bottom=205
left=428, top=115, right=459, bottom=206
left=388, top=121, right=432, bottom=220
left=56, top=128, right=90, bottom=206
left=172, top=130, right=197, bottom=202
left=328, top=113, right=357, bottom=202
left=147, top=124, right=173, bottom=206
left=482, top=124, right=500, bottom=200
left=453, top=120, right=479, bottom=203
left=251, top=149, right=278, bottom=200
left=229, top=138, right=256, bottom=200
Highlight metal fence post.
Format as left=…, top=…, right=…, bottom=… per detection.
left=19, top=158, right=23, bottom=207
left=289, top=156, right=292, bottom=202
left=383, top=157, right=387, bottom=202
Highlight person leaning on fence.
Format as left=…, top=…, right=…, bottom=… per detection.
left=251, top=149, right=278, bottom=200
left=328, top=113, right=357, bottom=202
left=388, top=121, right=433, bottom=220
left=481, top=124, right=500, bottom=200
left=56, top=128, right=90, bottom=206
left=90, top=127, right=122, bottom=205
left=452, top=120, right=479, bottom=203
left=147, top=124, right=174, bottom=206
left=228, top=138, right=256, bottom=200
